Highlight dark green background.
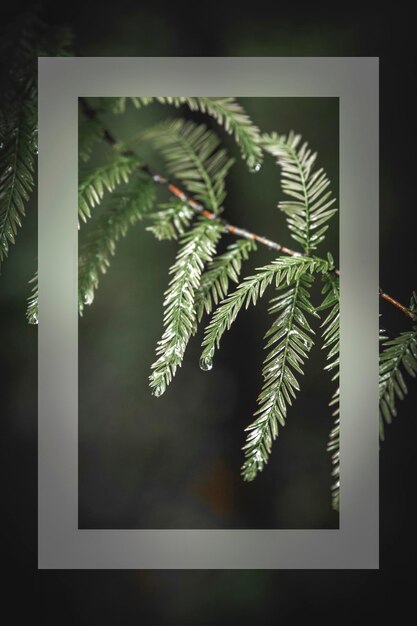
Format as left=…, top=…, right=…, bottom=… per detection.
left=1, top=2, right=416, bottom=623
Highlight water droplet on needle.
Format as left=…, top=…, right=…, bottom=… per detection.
left=199, top=356, right=213, bottom=371
left=153, top=384, right=164, bottom=397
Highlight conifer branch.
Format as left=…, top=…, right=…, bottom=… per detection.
left=318, top=274, right=340, bottom=511
left=379, top=289, right=417, bottom=321
left=149, top=218, right=224, bottom=396
left=145, top=199, right=194, bottom=241
left=262, top=131, right=338, bottom=255
left=0, top=97, right=36, bottom=266
left=200, top=256, right=331, bottom=371
left=78, top=176, right=156, bottom=314
left=108, top=96, right=263, bottom=171
left=0, top=9, right=72, bottom=269
left=379, top=292, right=417, bottom=440
left=241, top=273, right=318, bottom=481
left=4, top=18, right=415, bottom=518
left=183, top=97, right=263, bottom=171
left=78, top=98, right=416, bottom=323
left=150, top=173, right=302, bottom=257
left=26, top=270, right=38, bottom=325
left=195, top=239, right=257, bottom=323
left=327, top=414, right=340, bottom=511
left=79, top=117, right=105, bottom=163
left=142, top=118, right=234, bottom=214
left=78, top=154, right=141, bottom=223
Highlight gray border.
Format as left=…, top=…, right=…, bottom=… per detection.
left=38, top=57, right=379, bottom=568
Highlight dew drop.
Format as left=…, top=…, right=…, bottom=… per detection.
left=83, top=292, right=93, bottom=305
left=0, top=142, right=4, bottom=150
left=153, top=384, right=164, bottom=397
left=199, top=356, right=213, bottom=371
left=249, top=161, right=261, bottom=173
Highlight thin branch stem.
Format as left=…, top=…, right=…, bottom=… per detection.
left=379, top=289, right=417, bottom=321
left=151, top=174, right=303, bottom=257
left=79, top=97, right=417, bottom=323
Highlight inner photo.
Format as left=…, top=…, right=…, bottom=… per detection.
left=78, top=96, right=340, bottom=529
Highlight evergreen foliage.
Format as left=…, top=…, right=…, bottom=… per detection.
left=241, top=273, right=318, bottom=480
left=79, top=117, right=104, bottom=163
left=145, top=199, right=194, bottom=241
left=78, top=176, right=156, bottom=314
left=1, top=31, right=414, bottom=516
left=26, top=270, right=38, bottom=325
left=149, top=218, right=224, bottom=396
left=200, top=256, right=330, bottom=370
left=143, top=119, right=234, bottom=213
left=379, top=292, right=417, bottom=440
left=195, top=239, right=257, bottom=322
left=262, top=132, right=337, bottom=255
left=0, top=10, right=72, bottom=268
left=111, top=96, right=263, bottom=171
left=78, top=154, right=141, bottom=223
left=0, top=98, right=36, bottom=265
left=319, top=274, right=340, bottom=511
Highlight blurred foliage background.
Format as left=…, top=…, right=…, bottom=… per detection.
left=1, top=1, right=416, bottom=624
left=78, top=97, right=339, bottom=529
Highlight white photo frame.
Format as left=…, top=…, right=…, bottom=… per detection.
left=38, top=57, right=379, bottom=568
